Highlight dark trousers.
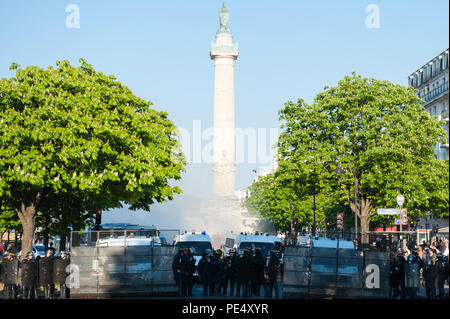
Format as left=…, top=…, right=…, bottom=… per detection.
left=60, top=284, right=70, bottom=299
left=44, top=284, right=55, bottom=299
left=22, top=286, right=37, bottom=299
left=223, top=274, right=236, bottom=296
left=3, top=285, right=16, bottom=299
left=426, top=287, right=436, bottom=299
left=243, top=281, right=252, bottom=297
left=181, top=275, right=192, bottom=296
left=202, top=282, right=215, bottom=296
left=268, top=280, right=279, bottom=298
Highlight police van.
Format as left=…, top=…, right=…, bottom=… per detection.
left=223, top=231, right=277, bottom=259
left=93, top=223, right=167, bottom=247
left=173, top=231, right=213, bottom=281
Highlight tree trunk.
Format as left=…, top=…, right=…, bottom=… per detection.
left=359, top=198, right=372, bottom=245
left=16, top=199, right=39, bottom=260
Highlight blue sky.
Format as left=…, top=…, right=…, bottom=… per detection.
left=1, top=1, right=448, bottom=227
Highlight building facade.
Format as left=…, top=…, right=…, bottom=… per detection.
left=408, top=49, right=449, bottom=160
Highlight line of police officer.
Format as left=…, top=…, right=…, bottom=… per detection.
left=390, top=248, right=449, bottom=299
left=172, top=247, right=281, bottom=298
left=1, top=249, right=71, bottom=299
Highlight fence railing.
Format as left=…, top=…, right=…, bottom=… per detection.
left=282, top=246, right=390, bottom=299
left=69, top=230, right=180, bottom=298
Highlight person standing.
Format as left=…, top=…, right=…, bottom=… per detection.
left=39, top=249, right=56, bottom=299
left=54, top=251, right=71, bottom=299
left=267, top=250, right=281, bottom=298
left=20, top=252, right=38, bottom=299
left=253, top=248, right=266, bottom=297
left=213, top=250, right=225, bottom=296
left=239, top=249, right=254, bottom=298
left=1, top=252, right=18, bottom=299
left=222, top=249, right=240, bottom=296
left=435, top=253, right=446, bottom=299
left=198, top=249, right=216, bottom=296
left=185, top=249, right=196, bottom=297
left=423, top=256, right=437, bottom=299
left=172, top=248, right=187, bottom=297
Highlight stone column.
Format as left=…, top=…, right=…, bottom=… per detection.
left=210, top=11, right=238, bottom=197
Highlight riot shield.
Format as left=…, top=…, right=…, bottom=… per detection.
left=1, top=258, right=19, bottom=285
left=404, top=263, right=420, bottom=288
left=53, top=258, right=70, bottom=285
left=39, top=257, right=55, bottom=285
left=21, top=260, right=38, bottom=287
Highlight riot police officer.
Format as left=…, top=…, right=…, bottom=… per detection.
left=253, top=248, right=267, bottom=297
left=267, top=250, right=281, bottom=298
left=172, top=248, right=188, bottom=297
left=435, top=253, right=446, bottom=299
left=423, top=256, right=437, bottom=299
left=239, top=249, right=255, bottom=298
left=20, top=252, right=38, bottom=299
left=222, top=249, right=240, bottom=296
left=213, top=249, right=225, bottom=296
left=198, top=249, right=216, bottom=296
left=1, top=252, right=19, bottom=299
left=404, top=250, right=421, bottom=299
left=184, top=249, right=196, bottom=297
left=54, top=250, right=71, bottom=299
left=39, top=249, right=56, bottom=299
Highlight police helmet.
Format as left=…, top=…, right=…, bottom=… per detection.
left=215, top=249, right=222, bottom=255
left=229, top=249, right=236, bottom=254
left=26, top=251, right=34, bottom=258
left=46, top=249, right=54, bottom=256
left=437, top=253, right=443, bottom=259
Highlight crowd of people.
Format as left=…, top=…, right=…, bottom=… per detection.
left=172, top=247, right=282, bottom=298
left=389, top=239, right=449, bottom=299
left=1, top=248, right=71, bottom=299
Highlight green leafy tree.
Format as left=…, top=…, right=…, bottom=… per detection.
left=278, top=73, right=448, bottom=244
left=244, top=172, right=327, bottom=238
left=0, top=59, right=186, bottom=256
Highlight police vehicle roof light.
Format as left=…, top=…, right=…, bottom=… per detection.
left=201, top=230, right=206, bottom=235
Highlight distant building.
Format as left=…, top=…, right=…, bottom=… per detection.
left=408, top=49, right=449, bottom=160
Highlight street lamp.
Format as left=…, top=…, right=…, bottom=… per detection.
left=425, top=212, right=431, bottom=244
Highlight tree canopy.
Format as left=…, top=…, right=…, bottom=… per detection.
left=0, top=59, right=186, bottom=255
left=247, top=73, right=448, bottom=243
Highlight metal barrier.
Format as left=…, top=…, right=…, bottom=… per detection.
left=283, top=246, right=390, bottom=299
left=69, top=230, right=179, bottom=298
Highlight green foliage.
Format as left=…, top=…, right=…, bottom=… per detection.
left=277, top=73, right=448, bottom=229
left=0, top=59, right=186, bottom=242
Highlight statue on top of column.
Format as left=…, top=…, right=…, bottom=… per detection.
left=218, top=2, right=231, bottom=35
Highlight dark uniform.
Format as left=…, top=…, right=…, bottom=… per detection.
left=172, top=248, right=188, bottom=297
left=185, top=249, right=196, bottom=297
left=423, top=257, right=437, bottom=299
left=253, top=249, right=267, bottom=297
left=238, top=250, right=255, bottom=298
left=404, top=253, right=421, bottom=299
left=390, top=253, right=403, bottom=299
left=267, top=250, right=281, bottom=298
left=1, top=253, right=18, bottom=299
left=20, top=252, right=38, bottom=299
left=213, top=250, right=225, bottom=296
left=223, top=250, right=240, bottom=296
left=39, top=251, right=56, bottom=299
left=435, top=253, right=446, bottom=299
left=54, top=251, right=71, bottom=299
left=198, top=250, right=216, bottom=296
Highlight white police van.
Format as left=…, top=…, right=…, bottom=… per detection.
left=223, top=231, right=277, bottom=258
left=94, top=223, right=166, bottom=247
left=173, top=231, right=213, bottom=281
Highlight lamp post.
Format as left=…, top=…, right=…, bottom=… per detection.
left=425, top=212, right=430, bottom=244
left=312, top=179, right=316, bottom=237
